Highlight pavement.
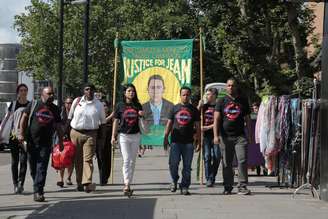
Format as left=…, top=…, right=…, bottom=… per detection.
left=0, top=148, right=327, bottom=219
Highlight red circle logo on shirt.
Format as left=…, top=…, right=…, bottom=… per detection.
left=123, top=107, right=138, bottom=126
left=223, top=102, right=241, bottom=121
left=176, top=108, right=192, bottom=126
left=36, top=107, right=54, bottom=125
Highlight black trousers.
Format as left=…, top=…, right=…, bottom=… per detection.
left=10, top=138, right=28, bottom=186
left=96, top=125, right=112, bottom=184
left=28, top=142, right=51, bottom=194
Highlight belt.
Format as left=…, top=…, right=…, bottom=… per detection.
left=73, top=128, right=98, bottom=134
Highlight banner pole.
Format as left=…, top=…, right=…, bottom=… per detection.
left=199, top=27, right=204, bottom=185
left=110, top=32, right=119, bottom=185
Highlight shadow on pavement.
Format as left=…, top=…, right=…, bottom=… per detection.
left=27, top=198, right=157, bottom=219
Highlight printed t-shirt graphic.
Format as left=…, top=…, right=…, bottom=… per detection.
left=123, top=106, right=138, bottom=127
left=204, top=106, right=215, bottom=125
left=223, top=101, right=241, bottom=121
left=176, top=107, right=192, bottom=126
left=36, top=105, right=54, bottom=125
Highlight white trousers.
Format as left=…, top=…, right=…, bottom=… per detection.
left=119, top=133, right=141, bottom=185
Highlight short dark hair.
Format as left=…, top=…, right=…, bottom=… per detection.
left=147, top=74, right=165, bottom=88
left=16, top=83, right=28, bottom=94
left=83, top=83, right=96, bottom=91
left=226, top=77, right=237, bottom=85
left=206, top=87, right=218, bottom=96
left=180, top=86, right=191, bottom=95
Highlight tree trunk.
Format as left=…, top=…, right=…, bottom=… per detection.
left=286, top=3, right=306, bottom=81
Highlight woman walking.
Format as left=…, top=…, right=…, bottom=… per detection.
left=57, top=97, right=74, bottom=187
left=0, top=84, right=29, bottom=194
left=111, top=84, right=144, bottom=195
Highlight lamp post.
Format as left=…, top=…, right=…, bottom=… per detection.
left=58, top=0, right=64, bottom=107
left=71, top=0, right=90, bottom=84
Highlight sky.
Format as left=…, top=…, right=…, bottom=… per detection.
left=0, top=0, right=30, bottom=43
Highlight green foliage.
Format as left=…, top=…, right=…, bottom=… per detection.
left=14, top=0, right=319, bottom=99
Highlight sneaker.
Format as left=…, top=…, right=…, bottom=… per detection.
left=180, top=187, right=190, bottom=196
left=238, top=187, right=251, bottom=195
left=17, top=184, right=24, bottom=194
left=33, top=193, right=45, bottom=202
left=206, top=180, right=214, bottom=187
left=170, top=183, right=177, bottom=192
left=84, top=183, right=96, bottom=193
left=14, top=185, right=18, bottom=194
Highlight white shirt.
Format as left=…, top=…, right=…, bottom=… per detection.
left=69, top=96, right=106, bottom=130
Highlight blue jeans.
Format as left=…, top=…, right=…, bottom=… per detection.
left=169, top=143, right=194, bottom=188
left=28, top=143, right=52, bottom=194
left=203, top=135, right=221, bottom=183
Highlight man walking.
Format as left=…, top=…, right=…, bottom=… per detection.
left=213, top=78, right=251, bottom=195
left=164, top=86, right=200, bottom=195
left=198, top=88, right=220, bottom=187
left=68, top=84, right=106, bottom=192
left=18, top=86, right=63, bottom=202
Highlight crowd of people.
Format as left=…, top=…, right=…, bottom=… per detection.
left=0, top=78, right=253, bottom=202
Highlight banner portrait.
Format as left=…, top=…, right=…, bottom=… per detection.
left=120, top=39, right=193, bottom=146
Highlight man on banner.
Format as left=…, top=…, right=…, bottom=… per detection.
left=143, top=75, right=174, bottom=128
left=164, top=86, right=200, bottom=196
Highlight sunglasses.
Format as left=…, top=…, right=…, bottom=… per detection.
left=47, top=92, right=54, bottom=95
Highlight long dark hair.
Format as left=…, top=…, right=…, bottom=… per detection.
left=123, top=83, right=140, bottom=105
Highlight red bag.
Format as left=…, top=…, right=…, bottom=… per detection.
left=52, top=140, right=76, bottom=170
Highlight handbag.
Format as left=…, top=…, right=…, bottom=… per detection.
left=52, top=140, right=76, bottom=170
left=0, top=101, right=16, bottom=144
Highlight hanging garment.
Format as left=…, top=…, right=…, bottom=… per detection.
left=276, top=95, right=291, bottom=152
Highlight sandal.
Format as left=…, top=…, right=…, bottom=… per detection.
left=66, top=179, right=73, bottom=185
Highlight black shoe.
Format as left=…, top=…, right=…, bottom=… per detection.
left=57, top=181, right=64, bottom=188
left=222, top=190, right=232, bottom=195
left=180, top=187, right=190, bottom=196
left=170, top=183, right=177, bottom=192
left=222, top=186, right=233, bottom=195
left=238, top=187, right=251, bottom=195
left=76, top=184, right=84, bottom=192
left=17, top=184, right=24, bottom=194
left=33, top=193, right=45, bottom=202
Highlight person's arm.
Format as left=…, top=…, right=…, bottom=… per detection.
left=111, top=118, right=119, bottom=145
left=106, top=112, right=114, bottom=123
left=55, top=122, right=64, bottom=151
left=163, top=119, right=173, bottom=151
left=213, top=111, right=221, bottom=145
left=18, top=112, right=28, bottom=143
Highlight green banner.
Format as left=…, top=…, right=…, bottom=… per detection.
left=120, top=39, right=193, bottom=146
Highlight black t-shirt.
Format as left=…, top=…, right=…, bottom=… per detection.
left=169, top=103, right=200, bottom=144
left=215, top=95, right=250, bottom=137
left=8, top=100, right=29, bottom=112
left=203, top=103, right=216, bottom=137
left=114, top=102, right=142, bottom=134
left=24, top=100, right=61, bottom=145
